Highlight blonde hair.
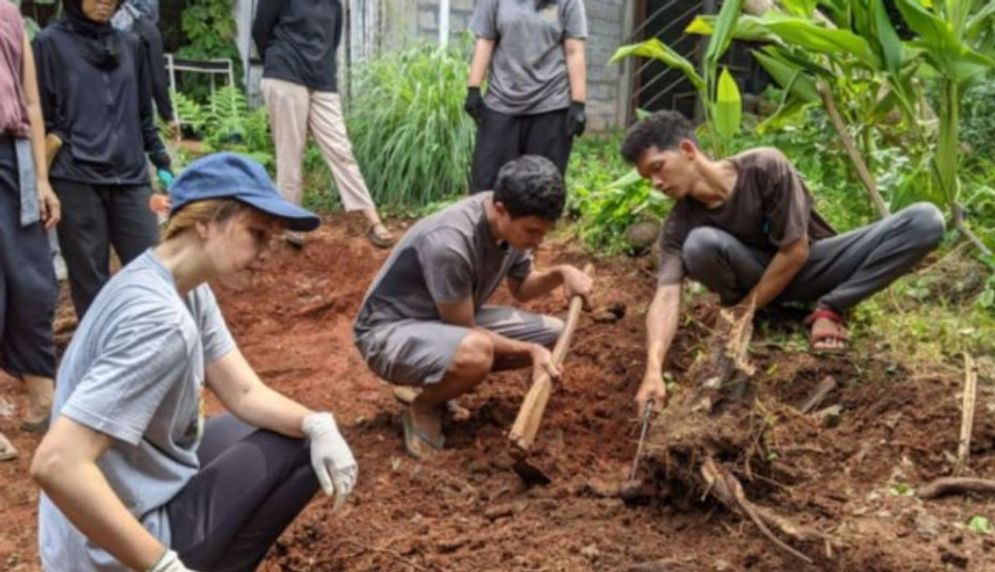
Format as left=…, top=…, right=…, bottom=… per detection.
left=163, top=199, right=254, bottom=241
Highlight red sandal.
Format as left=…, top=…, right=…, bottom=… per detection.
left=804, top=307, right=849, bottom=354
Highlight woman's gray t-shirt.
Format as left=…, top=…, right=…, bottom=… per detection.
left=38, top=250, right=235, bottom=571
left=471, top=0, right=588, bottom=115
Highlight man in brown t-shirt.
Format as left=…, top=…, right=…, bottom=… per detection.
left=621, top=111, right=945, bottom=411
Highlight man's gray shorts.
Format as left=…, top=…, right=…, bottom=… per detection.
left=356, top=306, right=564, bottom=386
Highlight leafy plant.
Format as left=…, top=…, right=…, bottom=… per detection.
left=345, top=40, right=476, bottom=207
left=968, top=516, right=993, bottom=536
left=200, top=86, right=274, bottom=168
left=611, top=0, right=746, bottom=156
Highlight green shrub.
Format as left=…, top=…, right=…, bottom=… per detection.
left=962, top=77, right=995, bottom=162
left=345, top=41, right=475, bottom=207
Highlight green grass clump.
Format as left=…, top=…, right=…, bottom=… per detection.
left=345, top=41, right=476, bottom=208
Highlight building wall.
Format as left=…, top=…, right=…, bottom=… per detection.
left=409, top=0, right=628, bottom=132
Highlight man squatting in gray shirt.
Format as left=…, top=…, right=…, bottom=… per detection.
left=354, top=156, right=593, bottom=459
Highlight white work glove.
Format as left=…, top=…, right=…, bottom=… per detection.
left=301, top=412, right=358, bottom=511
left=146, top=549, right=196, bottom=572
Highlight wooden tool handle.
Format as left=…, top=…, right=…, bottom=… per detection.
left=508, top=263, right=594, bottom=450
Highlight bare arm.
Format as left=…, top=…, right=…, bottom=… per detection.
left=31, top=418, right=167, bottom=571
left=564, top=38, right=586, bottom=103
left=22, top=34, right=60, bottom=229
left=742, top=237, right=808, bottom=309
left=508, top=264, right=593, bottom=306
left=468, top=37, right=495, bottom=88
left=206, top=349, right=313, bottom=438
left=638, top=284, right=681, bottom=411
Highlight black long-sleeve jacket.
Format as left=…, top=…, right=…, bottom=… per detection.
left=252, top=0, right=343, bottom=92
left=33, top=21, right=169, bottom=185
left=132, top=16, right=174, bottom=123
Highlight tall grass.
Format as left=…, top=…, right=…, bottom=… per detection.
left=346, top=41, right=476, bottom=208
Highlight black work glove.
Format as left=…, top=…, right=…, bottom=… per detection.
left=566, top=101, right=586, bottom=137
left=464, top=86, right=485, bottom=126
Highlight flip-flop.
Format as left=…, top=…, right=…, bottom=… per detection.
left=401, top=409, right=445, bottom=460
left=20, top=414, right=50, bottom=433
left=393, top=387, right=471, bottom=421
left=0, top=433, right=17, bottom=462
left=366, top=224, right=395, bottom=249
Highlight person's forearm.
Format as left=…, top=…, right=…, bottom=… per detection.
left=34, top=460, right=165, bottom=570
left=468, top=38, right=495, bottom=87
left=564, top=39, right=586, bottom=102
left=513, top=266, right=566, bottom=301
left=22, top=36, right=50, bottom=184
left=231, top=383, right=312, bottom=438
left=645, top=286, right=680, bottom=374
left=744, top=244, right=807, bottom=309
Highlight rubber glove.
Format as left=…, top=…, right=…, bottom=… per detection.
left=157, top=168, right=175, bottom=190
left=301, top=412, right=358, bottom=511
left=147, top=549, right=196, bottom=572
left=567, top=101, right=586, bottom=137
left=464, top=86, right=485, bottom=125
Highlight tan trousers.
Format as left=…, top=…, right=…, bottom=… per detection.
left=261, top=78, right=375, bottom=211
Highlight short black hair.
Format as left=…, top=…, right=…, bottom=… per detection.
left=620, top=110, right=697, bottom=164
left=492, top=155, right=566, bottom=221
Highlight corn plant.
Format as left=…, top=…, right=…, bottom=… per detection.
left=610, top=0, right=745, bottom=157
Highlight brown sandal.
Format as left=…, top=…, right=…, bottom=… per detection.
left=366, top=224, right=395, bottom=249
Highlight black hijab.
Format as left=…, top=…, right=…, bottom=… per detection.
left=61, top=0, right=122, bottom=70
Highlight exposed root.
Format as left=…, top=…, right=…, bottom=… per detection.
left=701, top=456, right=824, bottom=564
left=919, top=477, right=995, bottom=500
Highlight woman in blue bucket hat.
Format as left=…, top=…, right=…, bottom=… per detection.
left=32, top=153, right=358, bottom=572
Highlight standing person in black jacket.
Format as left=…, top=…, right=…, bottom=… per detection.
left=252, top=0, right=395, bottom=249
left=112, top=0, right=178, bottom=138
left=34, top=0, right=173, bottom=319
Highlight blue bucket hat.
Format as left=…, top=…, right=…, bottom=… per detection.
left=168, top=153, right=320, bottom=231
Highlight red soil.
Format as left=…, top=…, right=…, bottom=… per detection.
left=1, top=214, right=993, bottom=571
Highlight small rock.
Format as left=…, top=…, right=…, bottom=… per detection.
left=580, top=544, right=600, bottom=561
left=915, top=512, right=941, bottom=539
left=940, top=547, right=969, bottom=568
left=713, top=559, right=733, bottom=571
left=435, top=536, right=468, bottom=554
left=484, top=501, right=525, bottom=521
left=584, top=478, right=619, bottom=498
left=815, top=405, right=843, bottom=428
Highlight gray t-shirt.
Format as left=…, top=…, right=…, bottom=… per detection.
left=39, top=250, right=235, bottom=572
left=471, top=0, right=588, bottom=115
left=354, top=193, right=533, bottom=334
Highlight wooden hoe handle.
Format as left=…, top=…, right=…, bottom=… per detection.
left=508, top=263, right=594, bottom=451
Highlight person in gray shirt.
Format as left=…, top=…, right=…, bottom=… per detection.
left=354, top=156, right=593, bottom=459
left=32, top=153, right=358, bottom=572
left=466, top=0, right=588, bottom=192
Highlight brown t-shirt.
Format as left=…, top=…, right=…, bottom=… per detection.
left=656, top=148, right=836, bottom=285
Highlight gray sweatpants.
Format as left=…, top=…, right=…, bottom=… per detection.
left=681, top=202, right=945, bottom=312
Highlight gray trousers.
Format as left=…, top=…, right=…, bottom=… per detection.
left=682, top=202, right=945, bottom=313
left=52, top=180, right=159, bottom=319
left=167, top=415, right=319, bottom=572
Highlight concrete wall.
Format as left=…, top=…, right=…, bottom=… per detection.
left=407, top=1, right=629, bottom=132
